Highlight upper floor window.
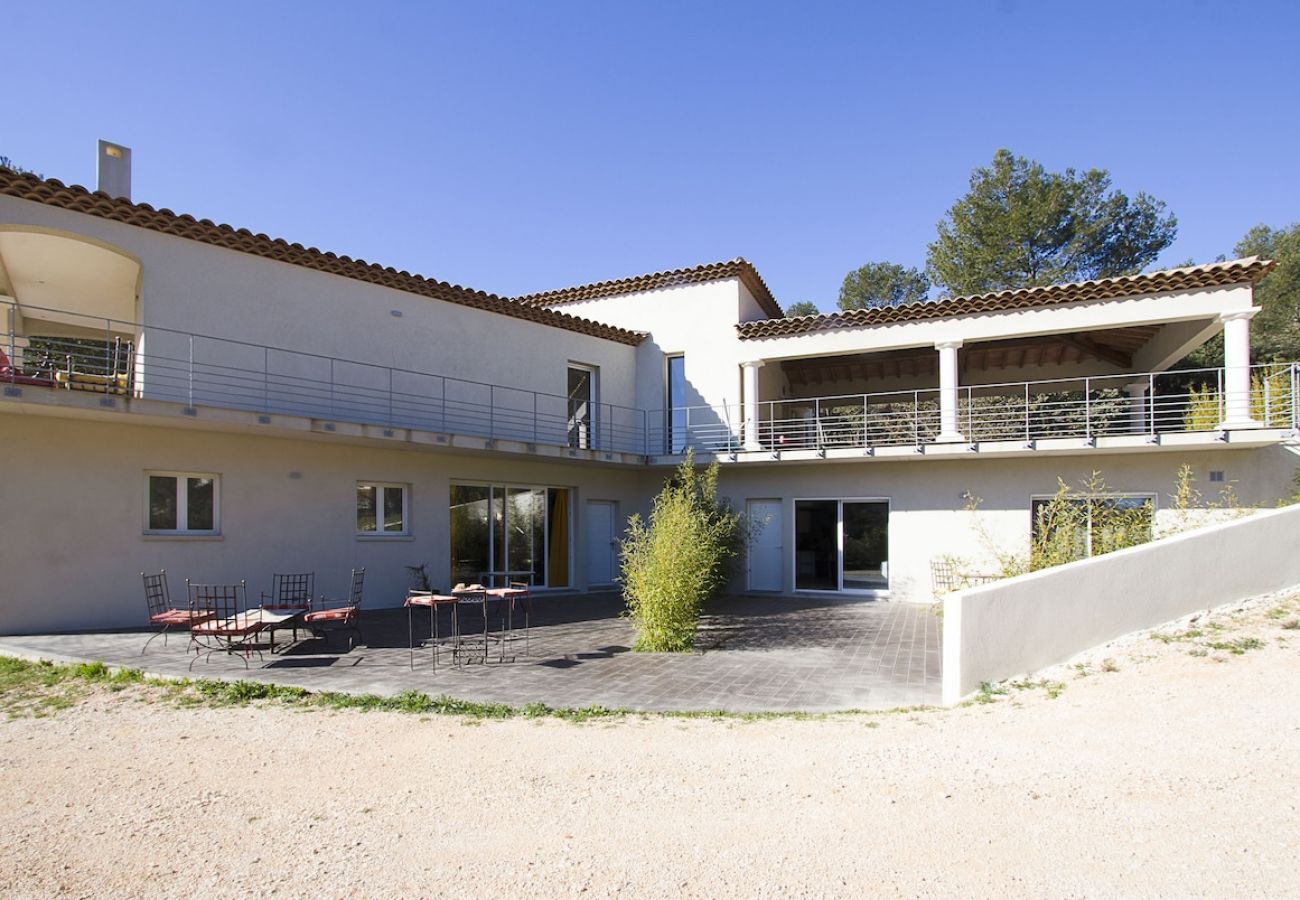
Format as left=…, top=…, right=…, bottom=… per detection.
left=667, top=354, right=687, bottom=453
left=357, top=482, right=409, bottom=536
left=567, top=365, right=597, bottom=450
left=146, top=472, right=219, bottom=535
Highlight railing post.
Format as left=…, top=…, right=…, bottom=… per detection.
left=814, top=398, right=821, bottom=449
left=1023, top=382, right=1030, bottom=442
left=861, top=394, right=868, bottom=448
left=489, top=385, right=495, bottom=439
left=440, top=377, right=447, bottom=433
left=643, top=408, right=649, bottom=457
left=1084, top=377, right=1092, bottom=439
left=1263, top=372, right=1272, bottom=426
left=533, top=392, right=538, bottom=445
left=187, top=335, right=194, bottom=408
left=263, top=346, right=269, bottom=413
left=388, top=367, right=394, bottom=427
left=685, top=405, right=691, bottom=453
left=1217, top=368, right=1224, bottom=426
left=1148, top=373, right=1156, bottom=436
left=913, top=390, right=920, bottom=444
left=329, top=358, right=335, bottom=418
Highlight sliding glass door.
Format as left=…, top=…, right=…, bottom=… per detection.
left=794, top=499, right=889, bottom=592
left=450, top=484, right=571, bottom=588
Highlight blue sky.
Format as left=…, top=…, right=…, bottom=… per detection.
left=7, top=1, right=1299, bottom=311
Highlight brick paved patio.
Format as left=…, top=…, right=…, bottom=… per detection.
left=0, top=594, right=941, bottom=712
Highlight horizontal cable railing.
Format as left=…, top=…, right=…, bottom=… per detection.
left=4, top=300, right=1297, bottom=459
left=647, top=365, right=1300, bottom=454
left=1, top=300, right=650, bottom=455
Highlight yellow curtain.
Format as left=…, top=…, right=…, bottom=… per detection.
left=548, top=489, right=569, bottom=587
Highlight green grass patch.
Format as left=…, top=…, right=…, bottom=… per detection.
left=0, top=655, right=931, bottom=723
left=1204, top=637, right=1265, bottom=655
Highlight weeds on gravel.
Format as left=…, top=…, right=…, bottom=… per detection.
left=1, top=656, right=928, bottom=723
left=1203, top=637, right=1265, bottom=655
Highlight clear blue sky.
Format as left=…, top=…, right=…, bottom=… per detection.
left=8, top=0, right=1299, bottom=311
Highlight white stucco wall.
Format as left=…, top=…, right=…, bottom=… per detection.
left=942, top=502, right=1300, bottom=704
left=0, top=413, right=648, bottom=634
left=714, top=446, right=1300, bottom=604
left=0, top=196, right=640, bottom=415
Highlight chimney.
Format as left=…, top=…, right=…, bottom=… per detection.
left=97, top=140, right=132, bottom=200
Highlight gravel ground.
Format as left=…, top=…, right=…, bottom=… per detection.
left=2, top=592, right=1298, bottom=899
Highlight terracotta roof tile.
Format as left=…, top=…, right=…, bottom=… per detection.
left=736, top=258, right=1276, bottom=340
left=0, top=169, right=645, bottom=346
left=515, top=258, right=783, bottom=319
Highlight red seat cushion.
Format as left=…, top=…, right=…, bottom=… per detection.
left=151, top=609, right=214, bottom=626
left=303, top=607, right=356, bottom=624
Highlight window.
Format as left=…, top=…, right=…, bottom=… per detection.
left=450, top=483, right=570, bottom=588
left=146, top=472, right=219, bottom=534
left=357, top=482, right=409, bottom=535
left=1030, top=494, right=1155, bottom=560
left=667, top=354, right=687, bottom=453
left=794, top=498, right=890, bottom=592
left=567, top=365, right=597, bottom=449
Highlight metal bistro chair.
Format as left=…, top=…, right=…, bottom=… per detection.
left=487, top=581, right=532, bottom=658
left=405, top=589, right=458, bottom=671
left=303, top=568, right=365, bottom=650
left=260, top=571, right=315, bottom=650
left=141, top=569, right=214, bottom=655
left=450, top=586, right=492, bottom=666
left=186, top=580, right=262, bottom=670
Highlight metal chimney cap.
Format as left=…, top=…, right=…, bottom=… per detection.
left=97, top=140, right=132, bottom=201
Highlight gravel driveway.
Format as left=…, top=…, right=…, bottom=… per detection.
left=1, top=592, right=1298, bottom=897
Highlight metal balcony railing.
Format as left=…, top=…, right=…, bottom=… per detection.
left=646, top=365, right=1300, bottom=455
left=0, top=300, right=650, bottom=455
left=3, top=300, right=1297, bottom=460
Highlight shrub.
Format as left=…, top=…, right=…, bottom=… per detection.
left=621, top=451, right=746, bottom=652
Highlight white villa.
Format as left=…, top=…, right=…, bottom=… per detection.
left=1, top=145, right=1297, bottom=634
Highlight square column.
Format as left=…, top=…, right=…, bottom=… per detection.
left=741, top=360, right=765, bottom=450
left=935, top=340, right=964, bottom=443
left=1219, top=309, right=1261, bottom=430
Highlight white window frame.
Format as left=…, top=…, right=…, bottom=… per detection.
left=791, top=496, right=892, bottom=596
left=356, top=481, right=411, bottom=537
left=1029, top=491, right=1157, bottom=558
left=144, top=471, right=221, bottom=536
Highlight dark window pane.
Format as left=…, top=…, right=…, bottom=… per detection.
left=356, top=485, right=377, bottom=533
left=450, top=485, right=491, bottom=586
left=186, top=477, right=215, bottom=531
left=794, top=500, right=838, bottom=590
left=383, top=486, right=405, bottom=533
left=149, top=476, right=177, bottom=531
left=843, top=502, right=888, bottom=590
left=568, top=367, right=593, bottom=449
left=668, top=356, right=687, bottom=453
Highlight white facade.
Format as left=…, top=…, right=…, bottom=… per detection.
left=1, top=172, right=1297, bottom=633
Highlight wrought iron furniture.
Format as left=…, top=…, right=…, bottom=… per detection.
left=303, top=568, right=365, bottom=649
left=929, top=559, right=999, bottom=597
left=186, top=580, right=261, bottom=669
left=486, top=581, right=532, bottom=658
left=405, top=590, right=458, bottom=671
left=141, top=569, right=213, bottom=655
left=450, top=585, right=495, bottom=665
left=260, top=572, right=315, bottom=650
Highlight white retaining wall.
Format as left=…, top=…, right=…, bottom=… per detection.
left=942, top=503, right=1300, bottom=704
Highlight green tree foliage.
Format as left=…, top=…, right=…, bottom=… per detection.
left=837, top=261, right=929, bottom=310
left=620, top=451, right=746, bottom=652
left=784, top=300, right=819, bottom=317
left=927, top=149, right=1177, bottom=296
left=1235, top=223, right=1300, bottom=362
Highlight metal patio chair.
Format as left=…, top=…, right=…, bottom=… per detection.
left=487, top=581, right=532, bottom=658
left=186, top=580, right=262, bottom=669
left=141, top=569, right=213, bottom=655
left=303, top=568, right=365, bottom=650
left=260, top=571, right=315, bottom=649
left=450, top=586, right=492, bottom=665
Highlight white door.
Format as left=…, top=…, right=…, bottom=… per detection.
left=586, top=500, right=617, bottom=586
left=747, top=499, right=784, bottom=592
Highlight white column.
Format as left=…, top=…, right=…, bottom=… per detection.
left=1219, top=309, right=1260, bottom=430
left=741, top=360, right=765, bottom=450
left=1125, top=382, right=1148, bottom=434
left=935, top=340, right=964, bottom=443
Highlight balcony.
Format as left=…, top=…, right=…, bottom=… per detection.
left=0, top=300, right=648, bottom=458
left=648, top=366, right=1300, bottom=458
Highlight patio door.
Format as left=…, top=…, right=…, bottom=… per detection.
left=586, top=500, right=618, bottom=586
left=747, top=499, right=783, bottom=592
left=450, top=484, right=571, bottom=588
left=568, top=365, right=596, bottom=449
left=794, top=499, right=889, bottom=593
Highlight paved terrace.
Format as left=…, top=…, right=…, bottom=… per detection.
left=0, top=594, right=940, bottom=713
